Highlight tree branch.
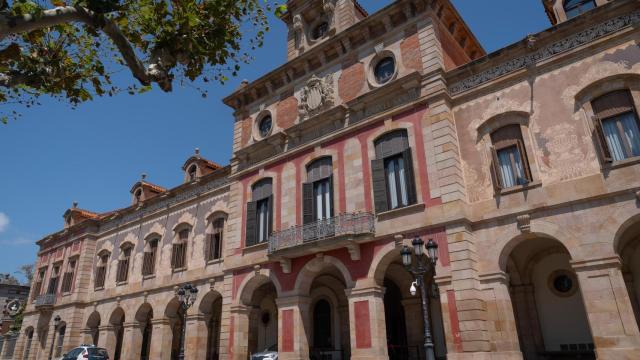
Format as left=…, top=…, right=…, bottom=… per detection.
left=0, top=6, right=172, bottom=91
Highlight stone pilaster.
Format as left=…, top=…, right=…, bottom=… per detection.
left=572, top=256, right=640, bottom=358
left=401, top=298, right=423, bottom=360
left=97, top=325, right=116, bottom=355
left=509, top=284, right=544, bottom=359
left=121, top=322, right=142, bottom=360
left=346, top=286, right=389, bottom=360
left=184, top=313, right=209, bottom=360
left=148, top=318, right=173, bottom=360
left=276, top=295, right=310, bottom=360
left=229, top=304, right=251, bottom=360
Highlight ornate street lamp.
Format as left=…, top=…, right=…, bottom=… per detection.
left=47, top=315, right=61, bottom=360
left=401, top=236, right=439, bottom=360
left=175, top=283, right=198, bottom=360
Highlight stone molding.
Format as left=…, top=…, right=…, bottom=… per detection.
left=449, top=10, right=640, bottom=95
left=479, top=271, right=510, bottom=285
left=571, top=256, right=623, bottom=271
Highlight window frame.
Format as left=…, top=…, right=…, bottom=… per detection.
left=94, top=252, right=110, bottom=290
left=591, top=90, right=640, bottom=164
left=47, top=264, right=61, bottom=295
left=563, top=0, right=597, bottom=20
left=172, top=226, right=191, bottom=271
left=142, top=238, right=159, bottom=276
left=489, top=124, right=533, bottom=192
left=60, top=258, right=77, bottom=294
left=206, top=217, right=225, bottom=262
left=246, top=178, right=273, bottom=247
left=116, top=245, right=132, bottom=284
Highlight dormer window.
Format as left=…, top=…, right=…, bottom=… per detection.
left=312, top=21, right=329, bottom=40
left=564, top=0, right=596, bottom=19
left=134, top=189, right=142, bottom=204
left=188, top=165, right=197, bottom=181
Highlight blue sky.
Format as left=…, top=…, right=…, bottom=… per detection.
left=0, top=0, right=549, bottom=282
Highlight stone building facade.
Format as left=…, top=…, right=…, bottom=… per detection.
left=11, top=0, right=640, bottom=359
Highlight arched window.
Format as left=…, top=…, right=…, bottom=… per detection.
left=313, top=300, right=332, bottom=349
left=489, top=124, right=532, bottom=189
left=207, top=218, right=225, bottom=261
left=172, top=227, right=190, bottom=270
left=591, top=90, right=640, bottom=162
left=142, top=238, right=159, bottom=276
left=95, top=252, right=110, bottom=289
left=372, top=130, right=417, bottom=212
left=304, top=157, right=334, bottom=225
left=116, top=245, right=132, bottom=283
left=246, top=179, right=273, bottom=246
left=22, top=329, right=33, bottom=360
left=188, top=165, right=197, bottom=181
left=564, top=0, right=597, bottom=19
left=54, top=324, right=66, bottom=357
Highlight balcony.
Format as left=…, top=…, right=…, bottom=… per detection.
left=34, top=294, right=56, bottom=309
left=268, top=212, right=375, bottom=269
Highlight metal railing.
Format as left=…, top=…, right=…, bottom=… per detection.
left=34, top=293, right=56, bottom=307
left=268, top=212, right=375, bottom=254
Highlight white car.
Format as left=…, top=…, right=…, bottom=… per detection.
left=60, top=345, right=109, bottom=360
left=251, top=344, right=278, bottom=360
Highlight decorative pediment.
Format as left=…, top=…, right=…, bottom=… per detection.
left=298, top=74, right=335, bottom=121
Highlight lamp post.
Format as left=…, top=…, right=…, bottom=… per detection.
left=401, top=236, right=439, bottom=360
left=175, top=283, right=198, bottom=360
left=47, top=315, right=61, bottom=360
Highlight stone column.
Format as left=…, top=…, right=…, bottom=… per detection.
left=572, top=257, right=640, bottom=358
left=148, top=318, right=173, bottom=360
left=478, top=272, right=523, bottom=359
left=276, top=295, right=310, bottom=360
left=184, top=313, right=209, bottom=360
left=229, top=304, right=251, bottom=360
left=401, top=298, right=423, bottom=360
left=346, top=286, right=388, bottom=360
left=97, top=325, right=116, bottom=355
left=121, top=322, right=142, bottom=360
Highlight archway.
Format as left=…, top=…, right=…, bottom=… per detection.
left=165, top=298, right=185, bottom=360
left=199, top=291, right=223, bottom=360
left=86, top=311, right=101, bottom=346
left=382, top=260, right=446, bottom=360
left=246, top=282, right=278, bottom=356
left=109, top=308, right=125, bottom=360
left=616, top=216, right=640, bottom=327
left=505, top=236, right=594, bottom=359
left=135, top=303, right=154, bottom=360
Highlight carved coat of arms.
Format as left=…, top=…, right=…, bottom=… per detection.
left=298, top=74, right=334, bottom=121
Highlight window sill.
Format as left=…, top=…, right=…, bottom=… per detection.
left=243, top=242, right=268, bottom=253
left=377, top=203, right=426, bottom=221
left=116, top=281, right=128, bottom=286
left=94, top=287, right=104, bottom=291
left=62, top=292, right=72, bottom=297
left=172, top=267, right=187, bottom=273
left=142, top=274, right=156, bottom=280
left=206, top=258, right=224, bottom=266
left=496, top=180, right=542, bottom=196
left=602, top=156, right=640, bottom=171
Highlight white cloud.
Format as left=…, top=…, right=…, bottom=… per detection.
left=0, top=213, right=8, bottom=233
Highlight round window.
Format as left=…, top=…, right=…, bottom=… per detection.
left=548, top=270, right=578, bottom=297
left=374, top=56, right=395, bottom=84
left=258, top=115, right=272, bottom=138
left=312, top=22, right=329, bottom=40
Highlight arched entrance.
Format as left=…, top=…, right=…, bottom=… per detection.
left=109, top=308, right=125, bottom=360
left=165, top=298, right=185, bottom=360
left=135, top=303, right=153, bottom=360
left=199, top=291, right=223, bottom=360
left=86, top=311, right=101, bottom=346
left=381, top=261, right=446, bottom=360
left=616, top=216, right=640, bottom=327
left=505, top=236, right=594, bottom=359
left=247, top=282, right=278, bottom=356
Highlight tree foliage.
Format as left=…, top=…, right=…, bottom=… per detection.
left=0, top=0, right=286, bottom=122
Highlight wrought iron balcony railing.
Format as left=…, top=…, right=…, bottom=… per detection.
left=34, top=294, right=56, bottom=308
left=268, top=212, right=375, bottom=254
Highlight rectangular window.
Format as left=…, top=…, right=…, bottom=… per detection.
left=171, top=243, right=187, bottom=269
left=257, top=198, right=271, bottom=243
left=95, top=266, right=106, bottom=289
left=116, top=248, right=131, bottom=283
left=61, top=260, right=76, bottom=293
left=384, top=155, right=409, bottom=210
left=601, top=112, right=640, bottom=161
left=207, top=220, right=224, bottom=261
left=142, top=240, right=158, bottom=276
left=47, top=266, right=60, bottom=295
left=33, top=270, right=45, bottom=299
left=314, top=178, right=332, bottom=220
left=495, top=145, right=528, bottom=188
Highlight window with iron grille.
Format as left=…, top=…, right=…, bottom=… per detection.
left=142, top=239, right=158, bottom=276
left=60, top=259, right=76, bottom=293
left=95, top=253, right=109, bottom=289
left=172, top=229, right=189, bottom=269
left=591, top=90, right=640, bottom=163
left=32, top=269, right=45, bottom=300
left=47, top=266, right=60, bottom=295
left=489, top=124, right=532, bottom=190
left=207, top=218, right=224, bottom=261
left=116, top=246, right=132, bottom=283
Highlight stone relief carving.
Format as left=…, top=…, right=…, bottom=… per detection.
left=536, top=123, right=593, bottom=181
left=449, top=11, right=640, bottom=94
left=298, top=74, right=335, bottom=121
